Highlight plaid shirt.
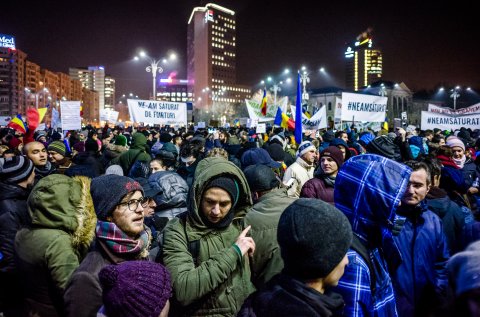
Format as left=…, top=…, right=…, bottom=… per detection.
left=333, top=248, right=398, bottom=317
left=333, top=154, right=412, bottom=317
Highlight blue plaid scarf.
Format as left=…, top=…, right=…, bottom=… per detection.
left=95, top=221, right=149, bottom=255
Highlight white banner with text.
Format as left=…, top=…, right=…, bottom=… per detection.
left=428, top=103, right=480, bottom=116
left=421, top=111, right=480, bottom=131
left=341, top=92, right=387, bottom=122
left=60, top=101, right=81, bottom=131
left=127, top=99, right=187, bottom=125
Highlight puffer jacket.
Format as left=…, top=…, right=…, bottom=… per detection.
left=14, top=174, right=96, bottom=317
left=149, top=170, right=189, bottom=220
left=162, top=157, right=255, bottom=316
left=112, top=133, right=151, bottom=175
left=333, top=154, right=412, bottom=317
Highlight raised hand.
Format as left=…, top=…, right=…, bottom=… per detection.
left=234, top=225, right=255, bottom=256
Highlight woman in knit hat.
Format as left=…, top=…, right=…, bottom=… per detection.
left=98, top=261, right=172, bottom=317
left=300, top=146, right=344, bottom=204
left=64, top=175, right=151, bottom=317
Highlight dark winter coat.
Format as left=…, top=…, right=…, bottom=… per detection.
left=65, top=151, right=104, bottom=178
left=14, top=175, right=96, bottom=317
left=238, top=273, right=345, bottom=317
left=300, top=174, right=335, bottom=205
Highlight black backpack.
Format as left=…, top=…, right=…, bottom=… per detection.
left=350, top=234, right=377, bottom=294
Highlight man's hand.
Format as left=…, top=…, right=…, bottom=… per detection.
left=235, top=225, right=255, bottom=256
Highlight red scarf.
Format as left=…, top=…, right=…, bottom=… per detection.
left=436, top=155, right=459, bottom=169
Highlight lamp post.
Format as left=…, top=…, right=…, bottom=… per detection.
left=300, top=67, right=310, bottom=104
left=134, top=51, right=176, bottom=100
left=450, top=86, right=460, bottom=110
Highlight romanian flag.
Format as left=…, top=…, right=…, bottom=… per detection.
left=260, top=89, right=267, bottom=116
left=382, top=116, right=389, bottom=131
left=274, top=107, right=295, bottom=131
left=233, top=118, right=240, bottom=127
left=38, top=107, right=48, bottom=123
left=7, top=115, right=27, bottom=134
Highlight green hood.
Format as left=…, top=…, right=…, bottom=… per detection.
left=27, top=174, right=97, bottom=252
left=188, top=157, right=253, bottom=230
left=131, top=132, right=147, bottom=150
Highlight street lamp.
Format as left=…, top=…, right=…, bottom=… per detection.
left=300, top=68, right=310, bottom=103
left=450, top=86, right=461, bottom=110
left=134, top=51, right=177, bottom=100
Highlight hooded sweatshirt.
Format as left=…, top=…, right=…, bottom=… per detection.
left=332, top=154, right=411, bottom=317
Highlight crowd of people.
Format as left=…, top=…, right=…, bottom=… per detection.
left=1, top=122, right=480, bottom=317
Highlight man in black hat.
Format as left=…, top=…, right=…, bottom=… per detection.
left=243, top=164, right=296, bottom=289
left=0, top=156, right=35, bottom=316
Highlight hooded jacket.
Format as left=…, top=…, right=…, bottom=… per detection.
left=148, top=170, right=188, bottom=219
left=112, top=132, right=151, bottom=175
left=14, top=174, right=96, bottom=317
left=332, top=154, right=411, bottom=317
left=162, top=157, right=255, bottom=316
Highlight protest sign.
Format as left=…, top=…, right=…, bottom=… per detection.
left=290, top=105, right=328, bottom=130
left=341, top=92, right=387, bottom=122
left=421, top=111, right=480, bottom=131
left=100, top=109, right=119, bottom=122
left=60, top=101, right=81, bottom=131
left=428, top=103, right=480, bottom=116
left=256, top=123, right=266, bottom=134
left=127, top=99, right=187, bottom=125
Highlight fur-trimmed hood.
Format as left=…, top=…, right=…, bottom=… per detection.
left=27, top=174, right=97, bottom=255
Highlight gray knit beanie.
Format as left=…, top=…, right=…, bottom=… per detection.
left=278, top=198, right=353, bottom=279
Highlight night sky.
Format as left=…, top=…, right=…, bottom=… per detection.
left=2, top=0, right=479, bottom=100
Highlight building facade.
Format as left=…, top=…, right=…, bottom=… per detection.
left=345, top=28, right=383, bottom=92
left=187, top=3, right=251, bottom=122
left=69, top=66, right=114, bottom=112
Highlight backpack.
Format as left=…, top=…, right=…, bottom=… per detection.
left=154, top=211, right=200, bottom=266
left=350, top=234, right=377, bottom=294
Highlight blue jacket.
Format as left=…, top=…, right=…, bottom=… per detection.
left=333, top=154, right=412, bottom=317
left=392, top=203, right=450, bottom=317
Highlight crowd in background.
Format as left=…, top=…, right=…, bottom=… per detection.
left=1, top=122, right=480, bottom=316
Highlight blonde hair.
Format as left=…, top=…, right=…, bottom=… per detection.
left=206, top=147, right=229, bottom=160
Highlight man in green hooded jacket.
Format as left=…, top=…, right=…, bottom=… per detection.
left=162, top=157, right=256, bottom=316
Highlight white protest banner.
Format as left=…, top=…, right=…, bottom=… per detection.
left=197, top=121, right=206, bottom=128
left=60, top=101, right=81, bottom=131
left=290, top=105, right=327, bottom=130
left=245, top=99, right=276, bottom=122
left=421, top=111, right=480, bottom=131
left=100, top=109, right=119, bottom=122
left=51, top=107, right=60, bottom=130
left=302, top=105, right=327, bottom=130
left=256, top=123, right=266, bottom=134
left=428, top=103, right=480, bottom=116
left=247, top=118, right=258, bottom=128
left=341, top=92, right=387, bottom=122
left=334, top=97, right=342, bottom=120
left=127, top=99, right=187, bottom=126
left=0, top=116, right=11, bottom=126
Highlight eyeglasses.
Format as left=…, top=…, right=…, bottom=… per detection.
left=118, top=197, right=149, bottom=211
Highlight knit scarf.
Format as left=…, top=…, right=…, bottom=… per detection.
left=436, top=155, right=459, bottom=169
left=453, top=155, right=466, bottom=169
left=95, top=221, right=149, bottom=255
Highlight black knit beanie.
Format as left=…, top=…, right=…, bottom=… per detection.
left=200, top=176, right=239, bottom=228
left=278, top=198, right=353, bottom=279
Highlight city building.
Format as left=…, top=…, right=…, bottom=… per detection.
left=157, top=78, right=193, bottom=102
left=104, top=75, right=115, bottom=109
left=187, top=3, right=251, bottom=122
left=69, top=66, right=115, bottom=111
left=345, top=28, right=383, bottom=92
left=0, top=34, right=24, bottom=116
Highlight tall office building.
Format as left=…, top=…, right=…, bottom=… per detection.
left=0, top=34, right=25, bottom=116
left=69, top=66, right=113, bottom=111
left=345, top=28, right=383, bottom=91
left=187, top=3, right=251, bottom=121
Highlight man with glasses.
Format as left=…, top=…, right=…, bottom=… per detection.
left=64, top=174, right=152, bottom=317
